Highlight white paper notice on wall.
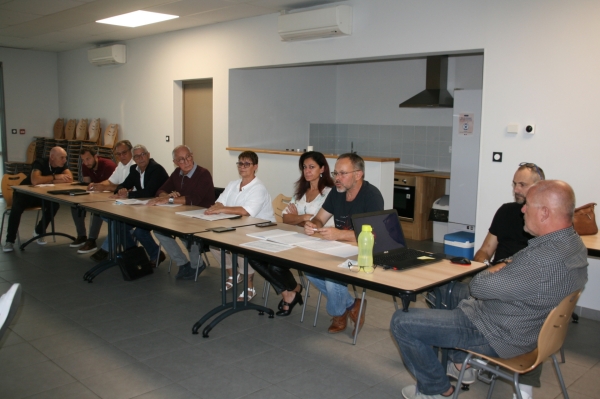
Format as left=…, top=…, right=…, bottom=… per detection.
left=458, top=113, right=474, bottom=135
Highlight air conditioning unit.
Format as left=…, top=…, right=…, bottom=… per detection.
left=88, top=44, right=126, bottom=66
left=278, top=5, right=352, bottom=41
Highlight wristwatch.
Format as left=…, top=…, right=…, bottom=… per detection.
left=169, top=197, right=174, bottom=204
left=483, top=259, right=491, bottom=267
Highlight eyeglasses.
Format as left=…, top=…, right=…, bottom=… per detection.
left=331, top=170, right=358, bottom=178
left=114, top=150, right=129, bottom=157
left=175, top=155, right=193, bottom=164
left=132, top=152, right=148, bottom=160
left=519, top=162, right=545, bottom=180
left=236, top=162, right=254, bottom=168
left=347, top=261, right=376, bottom=274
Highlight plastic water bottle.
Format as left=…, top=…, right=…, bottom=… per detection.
left=357, top=224, right=374, bottom=268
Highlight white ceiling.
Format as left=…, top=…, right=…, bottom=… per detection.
left=0, top=0, right=340, bottom=52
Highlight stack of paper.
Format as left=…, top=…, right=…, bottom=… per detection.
left=115, top=199, right=149, bottom=205
left=175, top=209, right=239, bottom=221
left=246, top=228, right=357, bottom=258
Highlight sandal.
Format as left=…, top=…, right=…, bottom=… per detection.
left=237, top=287, right=256, bottom=301
left=225, top=274, right=243, bottom=291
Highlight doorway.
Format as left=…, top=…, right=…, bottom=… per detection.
left=183, top=79, right=213, bottom=175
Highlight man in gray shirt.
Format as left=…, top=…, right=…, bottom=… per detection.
left=391, top=180, right=588, bottom=399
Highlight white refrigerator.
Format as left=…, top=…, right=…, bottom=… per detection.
left=448, top=89, right=482, bottom=233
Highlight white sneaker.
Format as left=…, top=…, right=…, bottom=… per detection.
left=512, top=392, right=532, bottom=399
left=401, top=385, right=451, bottom=399
left=0, top=283, right=22, bottom=339
left=446, top=361, right=476, bottom=384
left=3, top=242, right=14, bottom=252
left=33, top=231, right=46, bottom=245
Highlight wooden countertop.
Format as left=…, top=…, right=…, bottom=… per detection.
left=227, top=147, right=399, bottom=163
left=395, top=171, right=451, bottom=179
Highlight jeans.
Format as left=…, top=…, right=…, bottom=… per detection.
left=6, top=191, right=59, bottom=243
left=154, top=231, right=201, bottom=268
left=390, top=282, right=498, bottom=395
left=70, top=208, right=103, bottom=239
left=305, top=275, right=355, bottom=317
left=99, top=217, right=136, bottom=251
left=133, top=228, right=159, bottom=260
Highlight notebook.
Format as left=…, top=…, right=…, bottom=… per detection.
left=351, top=209, right=445, bottom=271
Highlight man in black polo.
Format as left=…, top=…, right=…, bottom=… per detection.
left=4, top=146, right=72, bottom=252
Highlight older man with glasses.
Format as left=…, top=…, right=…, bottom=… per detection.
left=148, top=145, right=215, bottom=280
left=303, top=153, right=384, bottom=337
left=112, top=145, right=169, bottom=267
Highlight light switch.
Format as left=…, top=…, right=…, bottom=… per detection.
left=524, top=125, right=536, bottom=135
left=493, top=152, right=502, bottom=162
left=507, top=124, right=519, bottom=134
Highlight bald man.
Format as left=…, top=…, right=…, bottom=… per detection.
left=4, top=146, right=73, bottom=252
left=391, top=180, right=588, bottom=399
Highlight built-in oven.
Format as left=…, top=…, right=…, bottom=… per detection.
left=393, top=175, right=416, bottom=221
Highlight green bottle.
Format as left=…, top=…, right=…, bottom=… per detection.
left=357, top=224, right=374, bottom=268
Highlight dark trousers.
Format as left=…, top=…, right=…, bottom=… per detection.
left=249, top=260, right=298, bottom=294
left=6, top=191, right=60, bottom=243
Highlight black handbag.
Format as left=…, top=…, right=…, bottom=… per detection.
left=116, top=246, right=153, bottom=281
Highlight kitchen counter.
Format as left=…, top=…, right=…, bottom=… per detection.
left=394, top=170, right=450, bottom=179
left=227, top=147, right=399, bottom=163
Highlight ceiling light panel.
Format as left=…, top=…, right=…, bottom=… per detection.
left=97, top=10, right=178, bottom=27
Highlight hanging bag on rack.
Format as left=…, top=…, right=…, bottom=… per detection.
left=573, top=203, right=598, bottom=236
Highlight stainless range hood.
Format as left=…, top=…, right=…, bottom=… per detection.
left=399, top=56, right=453, bottom=108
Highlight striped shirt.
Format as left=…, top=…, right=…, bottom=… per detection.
left=458, top=226, right=588, bottom=358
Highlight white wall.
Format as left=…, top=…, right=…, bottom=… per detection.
left=51, top=0, right=600, bottom=308
left=0, top=48, right=58, bottom=162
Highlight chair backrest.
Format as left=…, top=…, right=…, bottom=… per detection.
left=88, top=118, right=101, bottom=143
left=75, top=118, right=88, bottom=140
left=64, top=119, right=77, bottom=140
left=26, top=141, right=37, bottom=164
left=1, top=173, right=27, bottom=208
left=53, top=118, right=64, bottom=139
left=272, top=193, right=292, bottom=223
left=536, top=290, right=582, bottom=364
left=103, top=124, right=118, bottom=148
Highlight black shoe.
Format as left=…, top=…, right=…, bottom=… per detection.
left=70, top=236, right=87, bottom=248
left=180, top=263, right=206, bottom=280
left=278, top=285, right=302, bottom=310
left=276, top=292, right=304, bottom=317
left=150, top=251, right=166, bottom=268
left=175, top=262, right=191, bottom=279
left=90, top=248, right=109, bottom=262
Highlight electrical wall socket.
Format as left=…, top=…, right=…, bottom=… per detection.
left=524, top=124, right=536, bottom=134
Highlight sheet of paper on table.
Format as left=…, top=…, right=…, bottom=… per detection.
left=240, top=240, right=293, bottom=253
left=246, top=229, right=297, bottom=240
left=175, top=209, right=238, bottom=220
left=115, top=199, right=149, bottom=205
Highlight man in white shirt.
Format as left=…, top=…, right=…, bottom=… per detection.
left=87, top=140, right=136, bottom=261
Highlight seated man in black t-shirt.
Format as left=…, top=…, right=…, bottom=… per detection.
left=3, top=146, right=73, bottom=252
left=304, top=153, right=384, bottom=337
left=471, top=162, right=545, bottom=399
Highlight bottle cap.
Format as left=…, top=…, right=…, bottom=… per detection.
left=361, top=224, right=372, bottom=232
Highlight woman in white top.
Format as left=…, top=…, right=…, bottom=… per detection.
left=251, top=151, right=334, bottom=316
left=205, top=151, right=274, bottom=301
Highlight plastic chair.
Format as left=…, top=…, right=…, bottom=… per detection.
left=64, top=119, right=76, bottom=140
left=75, top=118, right=88, bottom=140
left=53, top=118, right=64, bottom=139
left=1, top=174, right=42, bottom=246
left=452, top=290, right=582, bottom=399
left=102, top=124, right=118, bottom=148
left=272, top=193, right=291, bottom=223
left=88, top=118, right=101, bottom=143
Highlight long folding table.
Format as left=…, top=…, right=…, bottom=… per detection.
left=11, top=184, right=115, bottom=249
left=193, top=223, right=486, bottom=338
left=581, top=233, right=600, bottom=257
left=78, top=200, right=268, bottom=282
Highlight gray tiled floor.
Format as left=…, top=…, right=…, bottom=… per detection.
left=1, top=204, right=599, bottom=399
